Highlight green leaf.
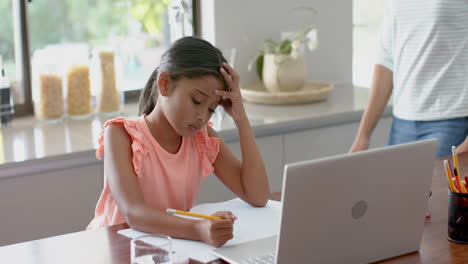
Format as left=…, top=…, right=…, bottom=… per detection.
left=256, top=53, right=264, bottom=81
left=279, top=39, right=292, bottom=54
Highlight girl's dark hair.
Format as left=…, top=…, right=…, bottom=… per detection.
left=138, top=36, right=228, bottom=115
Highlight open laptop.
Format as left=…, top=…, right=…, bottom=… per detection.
left=212, top=139, right=438, bottom=264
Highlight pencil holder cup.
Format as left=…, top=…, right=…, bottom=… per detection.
left=448, top=190, right=468, bottom=243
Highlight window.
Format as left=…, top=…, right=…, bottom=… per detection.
left=0, top=0, right=195, bottom=116
left=353, top=0, right=385, bottom=88
left=27, top=0, right=173, bottom=93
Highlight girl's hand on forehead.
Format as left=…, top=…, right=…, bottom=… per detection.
left=215, top=62, right=247, bottom=124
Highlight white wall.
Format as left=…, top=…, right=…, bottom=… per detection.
left=200, top=0, right=353, bottom=84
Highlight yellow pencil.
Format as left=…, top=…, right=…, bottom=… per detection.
left=166, top=208, right=222, bottom=220
left=444, top=160, right=456, bottom=192
left=452, top=178, right=460, bottom=193
left=452, top=146, right=462, bottom=177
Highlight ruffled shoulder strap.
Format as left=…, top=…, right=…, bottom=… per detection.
left=193, top=122, right=221, bottom=179
left=95, top=117, right=149, bottom=176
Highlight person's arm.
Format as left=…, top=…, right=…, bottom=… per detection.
left=457, top=136, right=468, bottom=154
left=350, top=65, right=393, bottom=152
left=351, top=1, right=395, bottom=152
left=212, top=63, right=270, bottom=207
left=104, top=124, right=235, bottom=247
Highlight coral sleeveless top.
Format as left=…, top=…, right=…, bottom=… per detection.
left=87, top=116, right=220, bottom=229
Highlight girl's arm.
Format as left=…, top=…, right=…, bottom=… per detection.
left=104, top=123, right=234, bottom=247
left=212, top=63, right=270, bottom=207
left=209, top=125, right=270, bottom=207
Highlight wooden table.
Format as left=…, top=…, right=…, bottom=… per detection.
left=1, top=154, right=468, bottom=264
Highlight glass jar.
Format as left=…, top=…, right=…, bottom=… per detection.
left=90, top=49, right=123, bottom=116
left=32, top=49, right=64, bottom=121
left=65, top=46, right=92, bottom=119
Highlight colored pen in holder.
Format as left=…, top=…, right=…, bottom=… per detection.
left=447, top=189, right=468, bottom=244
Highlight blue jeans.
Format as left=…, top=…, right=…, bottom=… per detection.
left=388, top=116, right=468, bottom=157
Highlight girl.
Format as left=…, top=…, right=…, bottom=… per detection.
left=88, top=37, right=270, bottom=247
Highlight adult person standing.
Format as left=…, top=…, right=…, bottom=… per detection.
left=350, top=0, right=468, bottom=157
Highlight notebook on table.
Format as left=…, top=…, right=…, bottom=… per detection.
left=118, top=198, right=282, bottom=263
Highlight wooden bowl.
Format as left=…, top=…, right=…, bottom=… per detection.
left=240, top=81, right=334, bottom=105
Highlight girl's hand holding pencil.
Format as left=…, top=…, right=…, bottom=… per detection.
left=193, top=211, right=237, bottom=247
left=167, top=208, right=237, bottom=247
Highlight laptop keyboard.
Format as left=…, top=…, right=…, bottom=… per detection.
left=239, top=252, right=275, bottom=264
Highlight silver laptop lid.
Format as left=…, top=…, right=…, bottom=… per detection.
left=276, top=139, right=438, bottom=264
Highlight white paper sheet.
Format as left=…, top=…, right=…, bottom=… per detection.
left=118, top=198, right=281, bottom=263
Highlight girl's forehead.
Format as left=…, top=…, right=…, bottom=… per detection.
left=180, top=75, right=225, bottom=93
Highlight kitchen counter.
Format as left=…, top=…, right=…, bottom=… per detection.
left=0, top=83, right=392, bottom=179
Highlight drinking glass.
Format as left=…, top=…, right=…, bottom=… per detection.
left=131, top=234, right=173, bottom=264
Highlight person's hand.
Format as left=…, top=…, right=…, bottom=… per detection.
left=193, top=211, right=236, bottom=247
left=215, top=63, right=247, bottom=125
left=456, top=137, right=468, bottom=154
left=349, top=137, right=370, bottom=153
left=212, top=211, right=237, bottom=221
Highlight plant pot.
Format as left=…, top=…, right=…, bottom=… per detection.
left=262, top=53, right=306, bottom=93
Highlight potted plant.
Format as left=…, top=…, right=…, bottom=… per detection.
left=249, top=10, right=319, bottom=93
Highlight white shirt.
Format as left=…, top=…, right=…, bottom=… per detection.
left=377, top=0, right=468, bottom=121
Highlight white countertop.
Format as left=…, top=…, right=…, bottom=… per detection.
left=0, top=83, right=392, bottom=178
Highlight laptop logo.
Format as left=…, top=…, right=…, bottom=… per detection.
left=352, top=200, right=367, bottom=219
